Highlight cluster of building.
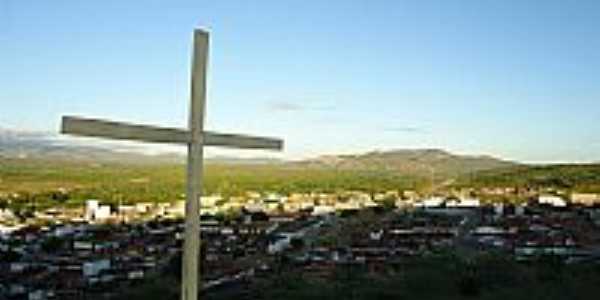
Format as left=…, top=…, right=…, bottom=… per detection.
left=0, top=219, right=181, bottom=299
left=273, top=210, right=465, bottom=279
left=2, top=188, right=600, bottom=298
left=3, top=188, right=600, bottom=227
left=264, top=195, right=600, bottom=279
left=470, top=201, right=600, bottom=262
left=0, top=197, right=334, bottom=299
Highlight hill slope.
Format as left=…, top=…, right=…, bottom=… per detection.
left=297, top=149, right=517, bottom=178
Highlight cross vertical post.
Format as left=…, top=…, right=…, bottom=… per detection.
left=182, top=29, right=208, bottom=300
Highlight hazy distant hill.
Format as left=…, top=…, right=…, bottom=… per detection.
left=296, top=149, right=518, bottom=178
left=0, top=128, right=288, bottom=165
left=0, top=128, right=184, bottom=164
left=1, top=129, right=516, bottom=176
left=0, top=128, right=57, bottom=158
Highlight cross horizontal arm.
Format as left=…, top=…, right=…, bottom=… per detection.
left=204, top=132, right=283, bottom=150
left=61, top=116, right=189, bottom=144
left=61, top=116, right=283, bottom=151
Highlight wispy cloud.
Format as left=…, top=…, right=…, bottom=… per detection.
left=267, top=101, right=305, bottom=112
left=266, top=101, right=335, bottom=112
left=383, top=126, right=428, bottom=133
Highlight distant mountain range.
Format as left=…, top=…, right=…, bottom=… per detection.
left=0, top=128, right=184, bottom=164
left=0, top=128, right=516, bottom=177
left=4, top=128, right=600, bottom=192
left=297, top=149, right=518, bottom=178
left=0, top=128, right=287, bottom=165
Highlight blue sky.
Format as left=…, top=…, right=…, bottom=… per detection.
left=1, top=0, right=599, bottom=162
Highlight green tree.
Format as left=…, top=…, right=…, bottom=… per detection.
left=0, top=198, right=9, bottom=210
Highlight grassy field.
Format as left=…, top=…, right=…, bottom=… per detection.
left=0, top=158, right=423, bottom=207
left=3, top=157, right=600, bottom=209
left=454, top=164, right=600, bottom=193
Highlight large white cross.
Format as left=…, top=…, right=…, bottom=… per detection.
left=60, top=29, right=283, bottom=300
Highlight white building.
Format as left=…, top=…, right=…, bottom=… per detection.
left=83, top=259, right=110, bottom=277
left=201, top=195, right=222, bottom=208
left=395, top=198, right=414, bottom=209
left=166, top=200, right=186, bottom=217
left=494, top=203, right=504, bottom=216
left=362, top=198, right=380, bottom=208
left=335, top=200, right=361, bottom=211
left=538, top=195, right=567, bottom=207
left=135, top=202, right=154, bottom=214
left=0, top=208, right=15, bottom=221
left=515, top=205, right=526, bottom=216
left=473, top=226, right=507, bottom=235
left=0, top=224, right=25, bottom=236
left=312, top=205, right=335, bottom=216
left=128, top=270, right=145, bottom=280
left=571, top=193, right=600, bottom=206
left=268, top=235, right=291, bottom=254
left=28, top=289, right=46, bottom=300
left=53, top=225, right=75, bottom=237
left=267, top=231, right=306, bottom=254
left=10, top=262, right=28, bottom=273
left=370, top=229, right=384, bottom=241
left=244, top=202, right=266, bottom=213
left=118, top=205, right=135, bottom=214
left=300, top=201, right=315, bottom=211
left=415, top=197, right=445, bottom=208
left=95, top=206, right=111, bottom=220
left=446, top=198, right=480, bottom=208
left=73, top=241, right=94, bottom=251
left=283, top=202, right=301, bottom=212
left=85, top=200, right=99, bottom=221
left=85, top=200, right=112, bottom=222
